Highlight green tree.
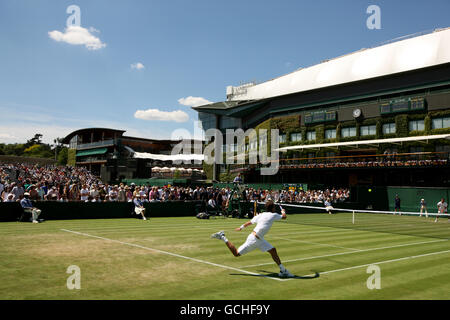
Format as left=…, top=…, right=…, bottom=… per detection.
left=23, top=144, right=53, bottom=158
left=57, top=147, right=69, bottom=165
left=3, top=143, right=26, bottom=156
left=25, top=134, right=43, bottom=147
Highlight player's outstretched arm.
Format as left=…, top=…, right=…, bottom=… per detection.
left=235, top=221, right=252, bottom=231
left=281, top=209, right=287, bottom=220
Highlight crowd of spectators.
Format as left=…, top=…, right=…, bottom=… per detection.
left=1, top=163, right=350, bottom=207
left=259, top=188, right=350, bottom=204
left=1, top=163, right=101, bottom=202
left=280, top=158, right=448, bottom=170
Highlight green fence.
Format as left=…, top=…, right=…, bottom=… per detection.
left=352, top=186, right=389, bottom=211
left=212, top=183, right=307, bottom=191
left=386, top=187, right=449, bottom=213
left=0, top=201, right=203, bottom=222
left=2, top=186, right=447, bottom=222
left=121, top=178, right=190, bottom=187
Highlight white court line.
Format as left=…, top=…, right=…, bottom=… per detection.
left=270, top=236, right=363, bottom=252
left=60, top=229, right=288, bottom=282
left=240, top=239, right=448, bottom=268
left=302, top=249, right=450, bottom=278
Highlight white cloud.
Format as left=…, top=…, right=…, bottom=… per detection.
left=178, top=96, right=212, bottom=107
left=134, top=109, right=189, bottom=123
left=0, top=133, right=19, bottom=142
left=131, top=62, right=145, bottom=70
left=89, top=27, right=100, bottom=33
left=0, top=124, right=79, bottom=144
left=48, top=26, right=106, bottom=50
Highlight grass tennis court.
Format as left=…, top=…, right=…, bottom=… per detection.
left=0, top=213, right=449, bottom=300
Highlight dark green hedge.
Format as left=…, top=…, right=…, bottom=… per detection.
left=0, top=201, right=204, bottom=222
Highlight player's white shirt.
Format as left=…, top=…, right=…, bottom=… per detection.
left=250, top=211, right=282, bottom=239
left=437, top=201, right=448, bottom=213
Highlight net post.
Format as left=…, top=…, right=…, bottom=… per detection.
left=352, top=211, right=355, bottom=224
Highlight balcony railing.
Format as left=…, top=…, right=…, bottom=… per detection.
left=76, top=156, right=108, bottom=164
left=76, top=139, right=115, bottom=150
left=229, top=151, right=450, bottom=172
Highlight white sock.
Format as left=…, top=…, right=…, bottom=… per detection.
left=279, top=264, right=286, bottom=272
left=222, top=236, right=228, bottom=243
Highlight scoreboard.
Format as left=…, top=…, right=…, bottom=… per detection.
left=304, top=110, right=336, bottom=124
left=391, top=99, right=409, bottom=113
left=380, top=97, right=425, bottom=114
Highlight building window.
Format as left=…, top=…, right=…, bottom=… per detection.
left=410, top=146, right=424, bottom=153
left=382, top=123, right=396, bottom=135
left=409, top=119, right=425, bottom=131
left=410, top=146, right=424, bottom=159
left=198, top=112, right=216, bottom=131
left=259, top=135, right=267, bottom=147
left=219, top=116, right=242, bottom=130
left=222, top=144, right=237, bottom=153
left=69, top=136, right=78, bottom=149
left=325, top=152, right=336, bottom=162
left=436, top=145, right=450, bottom=159
left=278, top=134, right=286, bottom=144
left=325, top=129, right=336, bottom=139
left=306, top=131, right=316, bottom=141
left=341, top=127, right=356, bottom=138
left=250, top=141, right=257, bottom=150
left=360, top=125, right=376, bottom=136
left=290, top=132, right=302, bottom=142
left=432, top=117, right=450, bottom=129
left=222, top=143, right=237, bottom=153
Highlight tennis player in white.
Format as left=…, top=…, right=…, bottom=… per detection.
left=211, top=199, right=294, bottom=278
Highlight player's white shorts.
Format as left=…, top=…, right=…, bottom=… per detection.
left=135, top=207, right=145, bottom=215
left=238, top=233, right=273, bottom=255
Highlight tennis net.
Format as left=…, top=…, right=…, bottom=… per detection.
left=257, top=202, right=450, bottom=240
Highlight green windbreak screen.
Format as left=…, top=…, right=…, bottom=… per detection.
left=76, top=148, right=108, bottom=157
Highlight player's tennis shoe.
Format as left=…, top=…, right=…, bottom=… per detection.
left=211, top=231, right=225, bottom=240
left=278, top=270, right=294, bottom=278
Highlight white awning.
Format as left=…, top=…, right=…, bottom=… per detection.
left=276, top=134, right=450, bottom=152
left=228, top=28, right=450, bottom=101
left=133, top=152, right=204, bottom=161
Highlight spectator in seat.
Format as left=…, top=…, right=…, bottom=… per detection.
left=207, top=194, right=217, bottom=212
left=5, top=193, right=15, bottom=202
left=20, top=192, right=42, bottom=224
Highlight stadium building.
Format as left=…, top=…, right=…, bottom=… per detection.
left=62, top=128, right=204, bottom=183
left=193, top=28, right=450, bottom=188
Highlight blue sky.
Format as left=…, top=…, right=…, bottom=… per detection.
left=0, top=0, right=449, bottom=144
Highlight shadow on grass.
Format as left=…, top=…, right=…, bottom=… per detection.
left=229, top=270, right=320, bottom=280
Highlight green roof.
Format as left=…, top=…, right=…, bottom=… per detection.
left=192, top=99, right=270, bottom=117
left=76, top=148, right=108, bottom=157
